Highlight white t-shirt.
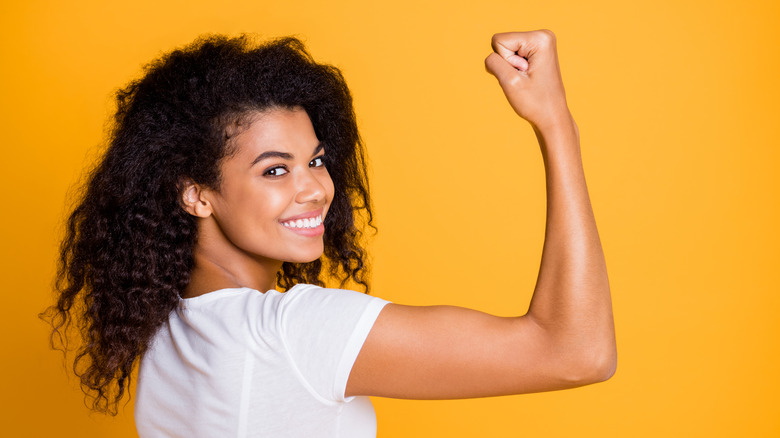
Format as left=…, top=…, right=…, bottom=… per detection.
left=135, top=284, right=390, bottom=437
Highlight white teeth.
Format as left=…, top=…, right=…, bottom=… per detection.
left=282, top=215, right=323, bottom=229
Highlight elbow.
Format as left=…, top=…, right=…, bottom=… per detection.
left=573, top=342, right=618, bottom=386
left=586, top=347, right=617, bottom=384
left=525, top=315, right=617, bottom=388
left=555, top=338, right=617, bottom=387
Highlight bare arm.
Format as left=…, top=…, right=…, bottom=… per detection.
left=346, top=30, right=616, bottom=399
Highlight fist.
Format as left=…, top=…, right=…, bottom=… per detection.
left=485, top=30, right=572, bottom=132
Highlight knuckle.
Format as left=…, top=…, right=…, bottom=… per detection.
left=491, top=32, right=508, bottom=43
left=536, top=29, right=557, bottom=45
left=484, top=52, right=498, bottom=68
left=490, top=33, right=501, bottom=50
left=507, top=74, right=523, bottom=88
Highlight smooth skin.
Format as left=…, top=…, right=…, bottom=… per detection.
left=182, top=30, right=616, bottom=398
left=181, top=109, right=334, bottom=297
left=346, top=30, right=616, bottom=398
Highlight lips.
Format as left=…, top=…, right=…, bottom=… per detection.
left=279, top=208, right=325, bottom=234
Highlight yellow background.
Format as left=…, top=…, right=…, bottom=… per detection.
left=2, top=0, right=778, bottom=436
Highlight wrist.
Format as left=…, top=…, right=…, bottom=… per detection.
left=531, top=109, right=578, bottom=139
left=533, top=114, right=579, bottom=150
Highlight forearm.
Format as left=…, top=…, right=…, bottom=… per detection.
left=526, top=118, right=616, bottom=380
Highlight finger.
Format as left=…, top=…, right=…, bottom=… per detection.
left=484, top=52, right=525, bottom=84
left=506, top=54, right=529, bottom=71
left=491, top=30, right=557, bottom=66
left=491, top=36, right=526, bottom=70
left=491, top=34, right=521, bottom=59
left=491, top=34, right=532, bottom=72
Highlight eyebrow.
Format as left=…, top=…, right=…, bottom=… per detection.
left=250, top=143, right=324, bottom=168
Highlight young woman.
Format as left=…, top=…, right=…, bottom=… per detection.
left=44, top=30, right=616, bottom=437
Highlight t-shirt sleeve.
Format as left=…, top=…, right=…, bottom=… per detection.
left=274, top=284, right=389, bottom=403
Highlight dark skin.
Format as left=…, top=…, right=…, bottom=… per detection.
left=183, top=30, right=616, bottom=399
left=181, top=108, right=333, bottom=298
left=346, top=30, right=614, bottom=399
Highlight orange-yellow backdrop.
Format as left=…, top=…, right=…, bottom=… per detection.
left=1, top=0, right=778, bottom=436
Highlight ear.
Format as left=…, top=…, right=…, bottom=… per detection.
left=179, top=180, right=214, bottom=218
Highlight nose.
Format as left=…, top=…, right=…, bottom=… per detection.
left=294, top=168, right=328, bottom=205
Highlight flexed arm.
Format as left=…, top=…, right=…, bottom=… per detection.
left=487, top=30, right=616, bottom=383
left=346, top=30, right=616, bottom=399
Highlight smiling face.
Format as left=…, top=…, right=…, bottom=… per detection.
left=200, top=107, right=334, bottom=274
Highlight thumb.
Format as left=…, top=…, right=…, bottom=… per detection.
left=506, top=54, right=529, bottom=71
left=492, top=39, right=530, bottom=71
left=484, top=52, right=525, bottom=85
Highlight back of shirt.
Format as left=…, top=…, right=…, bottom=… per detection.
left=135, top=284, right=389, bottom=438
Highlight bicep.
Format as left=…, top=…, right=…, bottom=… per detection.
left=345, top=303, right=587, bottom=399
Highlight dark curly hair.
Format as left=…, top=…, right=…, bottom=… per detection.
left=41, top=35, right=373, bottom=415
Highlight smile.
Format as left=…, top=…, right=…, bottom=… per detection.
left=281, top=214, right=323, bottom=229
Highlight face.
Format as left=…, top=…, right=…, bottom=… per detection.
left=203, top=107, right=334, bottom=267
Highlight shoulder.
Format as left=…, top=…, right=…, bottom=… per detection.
left=177, top=284, right=389, bottom=340
left=276, top=284, right=390, bottom=332
left=179, top=284, right=388, bottom=318
left=273, top=284, right=390, bottom=348
left=276, top=285, right=390, bottom=401
left=279, top=284, right=389, bottom=312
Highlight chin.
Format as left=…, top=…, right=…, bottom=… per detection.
left=286, top=248, right=325, bottom=264
left=287, top=256, right=322, bottom=264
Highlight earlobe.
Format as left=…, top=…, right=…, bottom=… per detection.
left=180, top=181, right=213, bottom=218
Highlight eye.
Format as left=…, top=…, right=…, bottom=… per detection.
left=263, top=166, right=288, bottom=177
left=310, top=156, right=325, bottom=168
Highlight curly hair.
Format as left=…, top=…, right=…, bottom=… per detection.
left=41, top=35, right=373, bottom=414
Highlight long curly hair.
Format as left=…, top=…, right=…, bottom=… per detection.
left=41, top=35, right=373, bottom=414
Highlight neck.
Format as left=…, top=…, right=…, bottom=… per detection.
left=182, top=220, right=282, bottom=298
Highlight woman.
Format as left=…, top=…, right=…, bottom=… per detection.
left=44, top=30, right=616, bottom=436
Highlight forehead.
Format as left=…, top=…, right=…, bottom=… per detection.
left=227, top=107, right=318, bottom=158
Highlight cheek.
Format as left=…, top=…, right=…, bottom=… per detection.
left=215, top=185, right=285, bottom=234
left=258, top=189, right=291, bottom=222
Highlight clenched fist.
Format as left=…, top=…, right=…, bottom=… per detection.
left=485, top=30, right=575, bottom=135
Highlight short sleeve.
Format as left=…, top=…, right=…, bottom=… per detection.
left=275, top=285, right=389, bottom=403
